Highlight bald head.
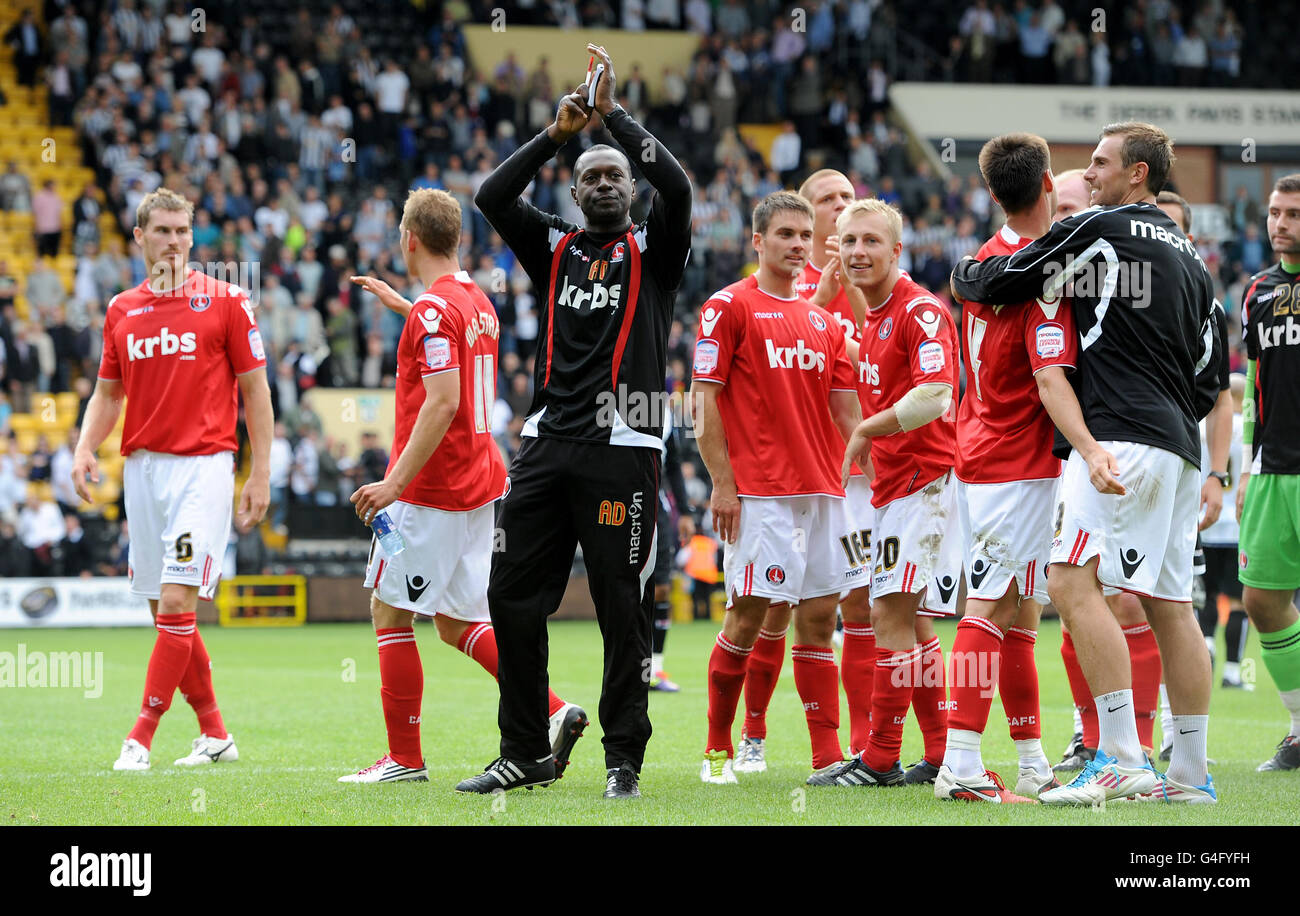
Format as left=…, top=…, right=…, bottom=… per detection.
left=1053, top=169, right=1091, bottom=222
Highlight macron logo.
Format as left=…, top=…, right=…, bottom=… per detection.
left=127, top=328, right=197, bottom=361
left=417, top=308, right=442, bottom=335
left=701, top=306, right=723, bottom=335
left=765, top=338, right=827, bottom=373
left=1130, top=219, right=1198, bottom=257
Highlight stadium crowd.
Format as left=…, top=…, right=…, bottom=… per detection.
left=0, top=0, right=1276, bottom=576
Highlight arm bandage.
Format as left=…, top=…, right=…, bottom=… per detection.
left=894, top=382, right=952, bottom=433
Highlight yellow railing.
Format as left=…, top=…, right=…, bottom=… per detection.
left=216, top=575, right=307, bottom=627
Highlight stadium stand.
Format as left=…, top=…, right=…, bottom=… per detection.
left=0, top=0, right=1278, bottom=580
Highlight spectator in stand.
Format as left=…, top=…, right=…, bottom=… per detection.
left=0, top=518, right=33, bottom=577
left=18, top=488, right=63, bottom=575
left=357, top=431, right=387, bottom=485
left=4, top=9, right=43, bottom=89
left=56, top=513, right=93, bottom=577
left=97, top=518, right=130, bottom=577
left=268, top=421, right=292, bottom=530
left=33, top=180, right=64, bottom=258
left=325, top=296, right=358, bottom=386
left=769, top=120, right=802, bottom=185
left=0, top=440, right=27, bottom=520
left=290, top=426, right=320, bottom=508
left=1231, top=186, right=1259, bottom=236
left=50, top=426, right=78, bottom=514
left=0, top=162, right=32, bottom=212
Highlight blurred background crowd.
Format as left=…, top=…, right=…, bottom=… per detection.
left=0, top=0, right=1279, bottom=577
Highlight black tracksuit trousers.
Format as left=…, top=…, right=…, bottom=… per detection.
left=489, top=437, right=660, bottom=770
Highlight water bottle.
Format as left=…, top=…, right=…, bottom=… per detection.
left=370, top=509, right=406, bottom=557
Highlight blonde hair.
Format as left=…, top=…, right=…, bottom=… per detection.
left=798, top=169, right=851, bottom=201
left=135, top=187, right=194, bottom=230
left=836, top=198, right=902, bottom=246
left=401, top=188, right=462, bottom=257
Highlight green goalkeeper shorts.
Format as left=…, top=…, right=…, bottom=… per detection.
left=1239, top=473, right=1300, bottom=590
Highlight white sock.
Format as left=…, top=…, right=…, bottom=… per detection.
left=1014, top=738, right=1051, bottom=775
left=652, top=652, right=664, bottom=674
left=1223, top=660, right=1240, bottom=681
left=1281, top=687, right=1300, bottom=736
left=1072, top=705, right=1083, bottom=735
left=942, top=728, right=983, bottom=779
left=1158, top=683, right=1173, bottom=750
left=1095, top=689, right=1145, bottom=767
left=1166, top=714, right=1209, bottom=786
left=1204, top=635, right=1215, bottom=656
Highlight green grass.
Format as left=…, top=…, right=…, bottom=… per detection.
left=1, top=618, right=1296, bottom=825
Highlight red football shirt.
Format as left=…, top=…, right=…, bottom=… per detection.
left=391, top=270, right=507, bottom=512
left=98, top=271, right=266, bottom=456
left=798, top=260, right=870, bottom=478
left=796, top=261, right=861, bottom=345
left=692, top=275, right=857, bottom=498
left=956, top=225, right=1079, bottom=484
left=858, top=272, right=958, bottom=508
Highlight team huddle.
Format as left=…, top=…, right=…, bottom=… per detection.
left=81, top=46, right=1300, bottom=807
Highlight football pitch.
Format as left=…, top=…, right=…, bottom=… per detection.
left=3, top=619, right=1295, bottom=826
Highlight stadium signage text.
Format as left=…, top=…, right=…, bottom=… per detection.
left=891, top=83, right=1300, bottom=145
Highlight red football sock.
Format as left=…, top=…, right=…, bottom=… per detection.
left=792, top=645, right=842, bottom=769
left=911, top=635, right=948, bottom=766
left=1060, top=628, right=1098, bottom=748
left=741, top=627, right=785, bottom=741
left=457, top=621, right=565, bottom=716
left=707, top=633, right=752, bottom=757
left=178, top=629, right=227, bottom=740
left=128, top=612, right=197, bottom=749
left=1124, top=623, right=1162, bottom=750
left=377, top=627, right=423, bottom=769
left=947, top=616, right=1003, bottom=735
left=863, top=644, right=920, bottom=773
left=1000, top=626, right=1041, bottom=740
left=841, top=623, right=876, bottom=754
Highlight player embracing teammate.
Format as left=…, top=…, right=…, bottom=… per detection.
left=937, top=134, right=1078, bottom=803
left=953, top=122, right=1222, bottom=805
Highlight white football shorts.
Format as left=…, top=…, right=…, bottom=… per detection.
left=364, top=499, right=495, bottom=621
left=724, top=493, right=851, bottom=607
left=842, top=476, right=876, bottom=593
left=125, top=450, right=235, bottom=602
left=958, top=477, right=1058, bottom=606
left=872, top=471, right=964, bottom=617
left=1050, top=441, right=1198, bottom=602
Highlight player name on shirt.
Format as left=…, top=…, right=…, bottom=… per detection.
left=1242, top=264, right=1300, bottom=474
left=391, top=270, right=508, bottom=512
left=98, top=271, right=265, bottom=457
left=692, top=275, right=856, bottom=498
left=957, top=224, right=1079, bottom=484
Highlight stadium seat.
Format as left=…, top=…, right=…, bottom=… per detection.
left=54, top=392, right=79, bottom=418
